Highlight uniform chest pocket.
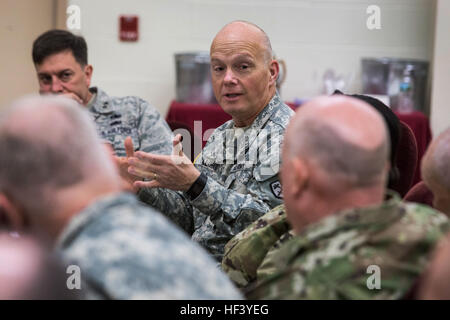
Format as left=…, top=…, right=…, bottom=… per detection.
left=95, top=113, right=140, bottom=156
left=112, top=131, right=140, bottom=156
left=224, top=167, right=253, bottom=190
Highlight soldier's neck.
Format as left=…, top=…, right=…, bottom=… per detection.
left=49, top=178, right=122, bottom=242
left=292, top=185, right=385, bottom=234
left=83, top=91, right=94, bottom=107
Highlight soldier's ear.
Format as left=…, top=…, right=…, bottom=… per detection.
left=84, top=64, right=93, bottom=87
left=0, top=193, right=25, bottom=230
left=291, top=157, right=309, bottom=197
left=268, top=59, right=279, bottom=87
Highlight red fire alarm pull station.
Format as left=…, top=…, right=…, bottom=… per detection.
left=119, top=15, right=139, bottom=42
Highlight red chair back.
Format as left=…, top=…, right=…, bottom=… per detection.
left=390, top=121, right=418, bottom=197
left=404, top=181, right=434, bottom=208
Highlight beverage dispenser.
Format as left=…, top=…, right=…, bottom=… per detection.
left=361, top=58, right=429, bottom=113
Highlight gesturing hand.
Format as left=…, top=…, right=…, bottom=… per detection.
left=115, top=137, right=142, bottom=193
left=58, top=92, right=84, bottom=105
left=128, top=134, right=200, bottom=191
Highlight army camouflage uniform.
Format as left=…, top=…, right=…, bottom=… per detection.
left=222, top=204, right=294, bottom=288
left=246, top=195, right=449, bottom=300
left=55, top=192, right=242, bottom=300
left=138, top=93, right=294, bottom=261
left=87, top=87, right=173, bottom=156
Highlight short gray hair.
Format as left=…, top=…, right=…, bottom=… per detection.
left=0, top=95, right=109, bottom=216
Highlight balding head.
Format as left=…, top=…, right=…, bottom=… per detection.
left=210, top=21, right=278, bottom=126
left=0, top=95, right=120, bottom=234
left=211, top=20, right=273, bottom=63
left=422, top=128, right=450, bottom=214
left=285, top=96, right=389, bottom=187
left=281, top=96, right=390, bottom=231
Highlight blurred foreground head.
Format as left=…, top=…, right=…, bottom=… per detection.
left=417, top=234, right=450, bottom=300
left=0, top=95, right=121, bottom=240
left=333, top=90, right=400, bottom=187
left=0, top=232, right=79, bottom=299
left=281, top=95, right=390, bottom=232
left=422, top=128, right=450, bottom=215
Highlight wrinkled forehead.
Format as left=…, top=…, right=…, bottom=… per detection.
left=210, top=41, right=266, bottom=62
left=211, top=25, right=268, bottom=60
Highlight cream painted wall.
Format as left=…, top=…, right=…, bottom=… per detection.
left=68, top=0, right=434, bottom=118
left=0, top=0, right=55, bottom=107
left=429, top=0, right=450, bottom=137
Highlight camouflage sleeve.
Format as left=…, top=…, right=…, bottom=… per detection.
left=138, top=187, right=194, bottom=235
left=248, top=203, right=450, bottom=300
left=190, top=149, right=284, bottom=260
left=137, top=100, right=173, bottom=155
left=246, top=255, right=365, bottom=300
left=245, top=236, right=381, bottom=300
left=221, top=205, right=291, bottom=288
left=59, top=196, right=242, bottom=300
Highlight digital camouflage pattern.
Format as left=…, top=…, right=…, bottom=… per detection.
left=138, top=93, right=294, bottom=261
left=87, top=87, right=173, bottom=156
left=55, top=192, right=242, bottom=300
left=246, top=195, right=450, bottom=300
left=222, top=204, right=294, bottom=288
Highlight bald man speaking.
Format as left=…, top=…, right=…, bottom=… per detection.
left=126, top=21, right=294, bottom=262
left=246, top=96, right=448, bottom=300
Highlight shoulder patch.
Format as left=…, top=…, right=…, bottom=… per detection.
left=270, top=181, right=283, bottom=199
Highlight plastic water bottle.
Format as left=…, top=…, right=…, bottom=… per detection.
left=397, top=65, right=415, bottom=113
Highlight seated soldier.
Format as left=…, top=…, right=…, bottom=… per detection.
left=416, top=128, right=450, bottom=299
left=222, top=93, right=401, bottom=288
left=32, top=30, right=173, bottom=157
left=244, top=95, right=448, bottom=299
left=125, top=21, right=294, bottom=262
left=0, top=96, right=242, bottom=300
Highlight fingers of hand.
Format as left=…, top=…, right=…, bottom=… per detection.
left=172, top=134, right=184, bottom=157
left=170, top=154, right=192, bottom=165
left=127, top=166, right=156, bottom=180
left=134, top=179, right=160, bottom=189
left=172, top=134, right=183, bottom=146
left=135, top=152, right=167, bottom=166
left=128, top=156, right=159, bottom=174
left=124, top=136, right=134, bottom=158
left=172, top=142, right=183, bottom=157
left=63, top=93, right=83, bottom=104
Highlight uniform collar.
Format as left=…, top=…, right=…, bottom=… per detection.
left=198, top=92, right=284, bottom=166
left=301, top=192, right=402, bottom=243
left=88, top=87, right=114, bottom=114
left=274, top=192, right=404, bottom=266
left=231, top=92, right=284, bottom=160
left=242, top=91, right=283, bottom=132
left=54, top=192, right=137, bottom=251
